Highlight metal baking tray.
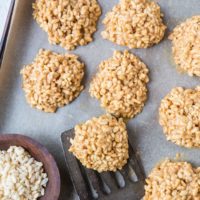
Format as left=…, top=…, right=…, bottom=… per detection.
left=0, top=0, right=200, bottom=199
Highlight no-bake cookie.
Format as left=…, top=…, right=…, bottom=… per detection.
left=33, top=0, right=101, bottom=50
left=159, top=87, right=200, bottom=148
left=144, top=159, right=200, bottom=200
left=169, top=16, right=200, bottom=77
left=21, top=49, right=84, bottom=112
left=69, top=114, right=129, bottom=172
left=89, top=50, right=149, bottom=118
left=102, top=0, right=166, bottom=48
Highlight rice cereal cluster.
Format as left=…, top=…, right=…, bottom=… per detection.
left=89, top=50, right=149, bottom=119
left=159, top=87, right=200, bottom=148
left=69, top=114, right=129, bottom=172
left=102, top=0, right=166, bottom=48
left=0, top=146, right=48, bottom=200
left=169, top=16, right=200, bottom=77
left=21, top=49, right=84, bottom=113
left=144, top=159, right=200, bottom=200
left=33, top=0, right=101, bottom=50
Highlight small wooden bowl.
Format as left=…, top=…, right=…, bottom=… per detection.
left=0, top=134, right=60, bottom=200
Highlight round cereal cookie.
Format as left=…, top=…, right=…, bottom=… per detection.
left=169, top=16, right=200, bottom=77
left=21, top=49, right=84, bottom=113
left=33, top=0, right=101, bottom=50
left=159, top=87, right=200, bottom=148
left=69, top=114, right=129, bottom=172
left=101, top=0, right=166, bottom=48
left=144, top=159, right=200, bottom=200
left=89, top=50, right=149, bottom=119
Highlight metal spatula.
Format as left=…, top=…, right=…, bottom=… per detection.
left=61, top=129, right=146, bottom=200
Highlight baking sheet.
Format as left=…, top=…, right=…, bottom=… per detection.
left=0, top=0, right=200, bottom=199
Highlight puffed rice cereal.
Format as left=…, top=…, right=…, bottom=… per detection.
left=0, top=146, right=48, bottom=200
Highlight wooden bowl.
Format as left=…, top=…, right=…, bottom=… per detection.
left=0, top=134, right=60, bottom=200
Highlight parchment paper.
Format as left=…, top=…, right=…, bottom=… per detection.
left=0, top=0, right=200, bottom=199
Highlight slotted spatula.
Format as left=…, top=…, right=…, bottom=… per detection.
left=61, top=129, right=146, bottom=200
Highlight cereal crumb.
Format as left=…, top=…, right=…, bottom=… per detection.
left=175, top=153, right=182, bottom=160
left=21, top=49, right=84, bottom=113
left=102, top=0, right=166, bottom=48
left=89, top=50, right=149, bottom=118
left=69, top=114, right=129, bottom=172
left=144, top=159, right=200, bottom=200
left=159, top=87, right=200, bottom=148
left=33, top=0, right=101, bottom=50
left=169, top=16, right=200, bottom=77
